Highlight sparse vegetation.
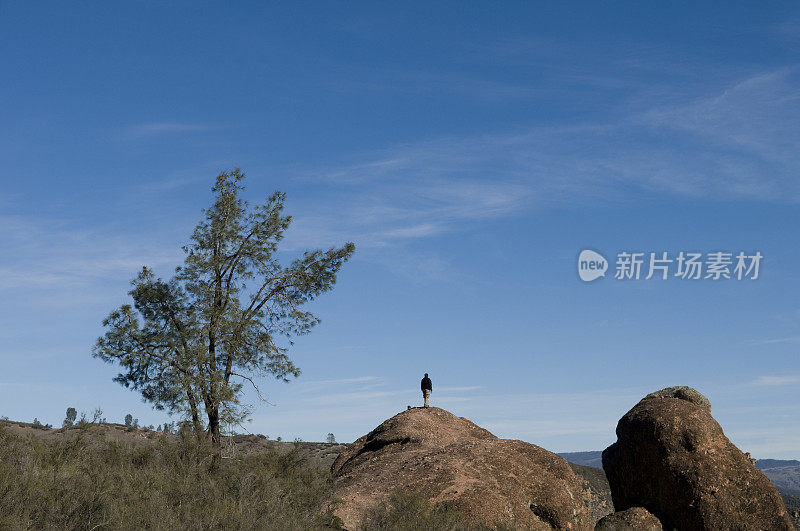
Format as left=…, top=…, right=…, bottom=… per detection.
left=0, top=423, right=337, bottom=529
left=361, top=490, right=503, bottom=530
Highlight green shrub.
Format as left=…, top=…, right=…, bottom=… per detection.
left=31, top=418, right=51, bottom=430
left=361, top=490, right=498, bottom=530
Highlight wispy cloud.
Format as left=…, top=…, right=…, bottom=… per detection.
left=122, top=122, right=224, bottom=139
left=749, top=337, right=800, bottom=345
left=437, top=386, right=485, bottom=392
left=0, top=214, right=181, bottom=294
left=132, top=175, right=207, bottom=193
left=750, top=375, right=800, bottom=387
left=329, top=67, right=547, bottom=102
left=307, top=376, right=381, bottom=386
left=295, top=67, right=800, bottom=251
left=382, top=223, right=444, bottom=239
left=283, top=175, right=531, bottom=250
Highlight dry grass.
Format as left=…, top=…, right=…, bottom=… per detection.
left=0, top=423, right=339, bottom=530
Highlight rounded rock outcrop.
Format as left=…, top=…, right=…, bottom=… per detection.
left=602, top=387, right=793, bottom=530
left=331, top=407, right=594, bottom=530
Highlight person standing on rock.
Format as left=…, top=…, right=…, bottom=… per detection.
left=421, top=373, right=432, bottom=408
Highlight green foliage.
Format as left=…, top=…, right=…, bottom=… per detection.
left=361, top=490, right=495, bottom=530
left=31, top=418, right=51, bottom=430
left=93, top=169, right=355, bottom=459
left=326, top=433, right=336, bottom=444
left=123, top=414, right=140, bottom=431
left=64, top=407, right=77, bottom=427
left=0, top=424, right=336, bottom=529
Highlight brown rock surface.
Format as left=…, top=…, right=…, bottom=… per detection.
left=331, top=407, right=594, bottom=530
left=643, top=385, right=711, bottom=412
left=595, top=507, right=662, bottom=530
left=603, top=388, right=793, bottom=530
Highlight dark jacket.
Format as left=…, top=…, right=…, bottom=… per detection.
left=421, top=376, right=432, bottom=391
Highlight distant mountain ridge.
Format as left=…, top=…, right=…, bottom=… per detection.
left=757, top=459, right=800, bottom=470
left=559, top=451, right=800, bottom=498
left=558, top=451, right=603, bottom=468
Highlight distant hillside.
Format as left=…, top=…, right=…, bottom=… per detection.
left=757, top=460, right=800, bottom=497
left=559, top=451, right=603, bottom=468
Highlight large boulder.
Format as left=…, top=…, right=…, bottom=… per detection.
left=595, top=507, right=662, bottom=530
left=602, top=387, right=793, bottom=530
left=331, top=407, right=594, bottom=530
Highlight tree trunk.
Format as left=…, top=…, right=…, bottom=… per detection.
left=207, top=406, right=222, bottom=470
left=185, top=384, right=204, bottom=443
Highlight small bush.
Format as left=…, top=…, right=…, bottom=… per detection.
left=361, top=491, right=486, bottom=530
left=31, top=418, right=51, bottom=430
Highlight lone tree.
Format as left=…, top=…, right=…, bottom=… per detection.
left=63, top=407, right=77, bottom=427
left=94, top=169, right=354, bottom=465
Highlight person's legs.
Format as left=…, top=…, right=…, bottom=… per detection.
left=423, top=389, right=431, bottom=407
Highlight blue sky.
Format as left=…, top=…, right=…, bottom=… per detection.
left=2, top=2, right=800, bottom=457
